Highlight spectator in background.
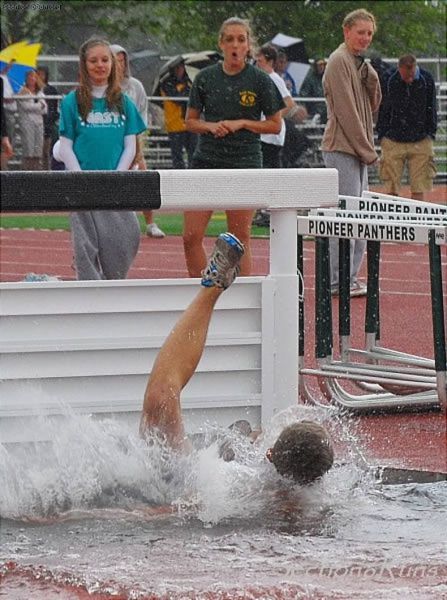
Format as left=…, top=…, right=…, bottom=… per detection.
left=111, top=44, right=166, bottom=238
left=256, top=43, right=302, bottom=168
left=369, top=54, right=394, bottom=93
left=1, top=76, right=14, bottom=169
left=377, top=54, right=437, bottom=201
left=322, top=8, right=381, bottom=298
left=253, top=43, right=307, bottom=228
left=184, top=16, right=283, bottom=277
left=0, top=62, right=17, bottom=169
left=17, top=69, right=47, bottom=170
left=58, top=37, right=146, bottom=280
left=369, top=54, right=394, bottom=140
left=299, top=58, right=327, bottom=124
left=160, top=58, right=197, bottom=169
left=275, top=49, right=297, bottom=97
left=36, top=66, right=59, bottom=170
left=274, top=48, right=310, bottom=170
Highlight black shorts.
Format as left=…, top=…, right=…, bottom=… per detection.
left=190, top=158, right=261, bottom=170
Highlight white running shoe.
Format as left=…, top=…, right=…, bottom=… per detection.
left=146, top=223, right=166, bottom=238
left=350, top=280, right=367, bottom=297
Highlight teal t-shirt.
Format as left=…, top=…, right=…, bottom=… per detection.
left=188, top=63, right=284, bottom=168
left=59, top=91, right=146, bottom=170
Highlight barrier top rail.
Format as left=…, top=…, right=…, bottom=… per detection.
left=0, top=168, right=338, bottom=213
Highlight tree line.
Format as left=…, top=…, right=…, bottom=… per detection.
left=1, top=0, right=446, bottom=60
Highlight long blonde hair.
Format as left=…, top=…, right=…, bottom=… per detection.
left=77, top=37, right=123, bottom=122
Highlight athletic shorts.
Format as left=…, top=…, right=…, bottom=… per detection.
left=190, top=158, right=261, bottom=170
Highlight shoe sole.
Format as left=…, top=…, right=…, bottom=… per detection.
left=331, top=287, right=367, bottom=297
left=350, top=288, right=367, bottom=297
left=218, top=232, right=245, bottom=257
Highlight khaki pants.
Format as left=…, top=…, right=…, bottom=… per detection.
left=379, top=137, right=436, bottom=195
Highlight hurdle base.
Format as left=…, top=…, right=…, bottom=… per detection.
left=374, top=466, right=447, bottom=485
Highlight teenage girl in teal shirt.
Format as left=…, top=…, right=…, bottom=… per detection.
left=59, top=37, right=146, bottom=280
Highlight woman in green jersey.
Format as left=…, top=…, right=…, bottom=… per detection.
left=184, top=17, right=284, bottom=277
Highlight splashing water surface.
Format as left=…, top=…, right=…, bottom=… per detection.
left=1, top=405, right=446, bottom=599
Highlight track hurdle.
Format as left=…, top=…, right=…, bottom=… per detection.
left=298, top=195, right=446, bottom=411
left=340, top=194, right=446, bottom=368
left=0, top=168, right=338, bottom=443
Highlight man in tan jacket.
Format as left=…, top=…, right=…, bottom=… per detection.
left=322, top=8, right=382, bottom=297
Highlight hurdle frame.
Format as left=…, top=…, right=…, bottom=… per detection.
left=298, top=193, right=447, bottom=411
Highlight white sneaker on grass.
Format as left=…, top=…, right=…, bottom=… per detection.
left=146, top=223, right=166, bottom=238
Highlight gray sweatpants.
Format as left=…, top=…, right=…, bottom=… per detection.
left=323, top=151, right=368, bottom=286
left=70, top=211, right=141, bottom=280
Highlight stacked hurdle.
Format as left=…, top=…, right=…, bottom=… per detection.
left=297, top=191, right=447, bottom=411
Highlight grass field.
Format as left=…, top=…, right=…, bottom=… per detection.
left=0, top=212, right=270, bottom=238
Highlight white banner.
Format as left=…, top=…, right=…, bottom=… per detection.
left=298, top=216, right=447, bottom=245
left=342, top=194, right=446, bottom=215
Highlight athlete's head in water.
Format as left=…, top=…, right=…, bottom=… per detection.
left=267, top=421, right=334, bottom=484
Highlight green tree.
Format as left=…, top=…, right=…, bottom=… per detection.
left=1, top=0, right=445, bottom=58
left=158, top=0, right=446, bottom=58
left=1, top=1, right=167, bottom=52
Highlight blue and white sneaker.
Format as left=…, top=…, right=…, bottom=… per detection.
left=201, top=233, right=245, bottom=290
left=23, top=273, right=60, bottom=282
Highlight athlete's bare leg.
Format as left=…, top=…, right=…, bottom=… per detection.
left=140, top=286, right=224, bottom=450
left=140, top=233, right=245, bottom=450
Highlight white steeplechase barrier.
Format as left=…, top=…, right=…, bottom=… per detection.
left=0, top=168, right=338, bottom=443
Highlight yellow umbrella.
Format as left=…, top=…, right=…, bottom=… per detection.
left=0, top=41, right=29, bottom=63
left=0, top=41, right=42, bottom=92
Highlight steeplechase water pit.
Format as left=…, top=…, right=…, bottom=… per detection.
left=1, top=170, right=446, bottom=599
left=1, top=405, right=446, bottom=600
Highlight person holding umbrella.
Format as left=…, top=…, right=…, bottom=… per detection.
left=184, top=16, right=284, bottom=277
left=0, top=42, right=43, bottom=169
left=160, top=57, right=197, bottom=170
left=17, top=69, right=47, bottom=170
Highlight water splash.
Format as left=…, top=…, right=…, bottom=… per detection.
left=0, top=402, right=366, bottom=524
left=1, top=403, right=446, bottom=599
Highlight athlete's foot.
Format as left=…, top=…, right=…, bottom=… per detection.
left=201, top=233, right=245, bottom=290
